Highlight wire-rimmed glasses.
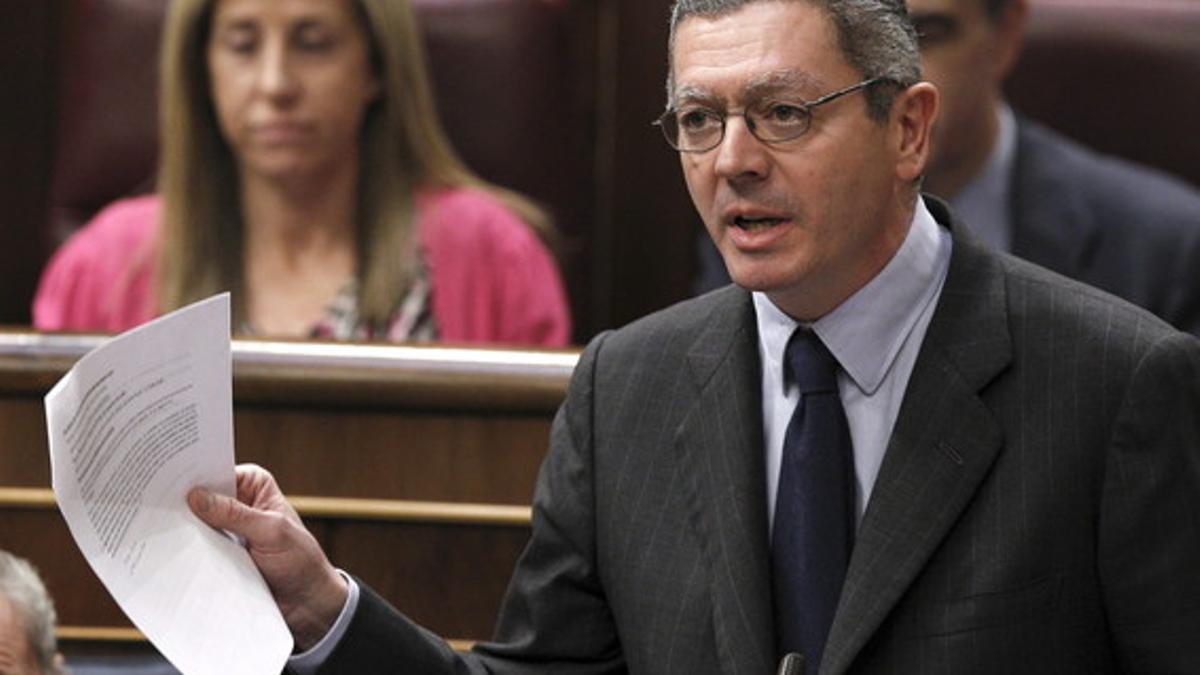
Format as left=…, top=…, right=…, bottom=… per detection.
left=653, top=76, right=892, bottom=153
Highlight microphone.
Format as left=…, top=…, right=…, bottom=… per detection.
left=776, top=652, right=805, bottom=675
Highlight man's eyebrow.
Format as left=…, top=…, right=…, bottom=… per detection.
left=670, top=70, right=826, bottom=108
left=742, top=70, right=826, bottom=99
left=671, top=84, right=723, bottom=108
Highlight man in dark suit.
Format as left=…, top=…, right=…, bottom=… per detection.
left=189, top=0, right=1200, bottom=672
left=695, top=0, right=1200, bottom=337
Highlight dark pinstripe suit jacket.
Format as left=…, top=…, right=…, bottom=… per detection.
left=318, top=200, right=1200, bottom=674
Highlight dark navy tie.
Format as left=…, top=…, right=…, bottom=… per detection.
left=771, top=328, right=855, bottom=672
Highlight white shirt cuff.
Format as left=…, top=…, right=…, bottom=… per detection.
left=286, top=570, right=361, bottom=674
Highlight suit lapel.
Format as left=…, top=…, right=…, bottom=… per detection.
left=823, top=204, right=1013, bottom=674
left=676, top=289, right=776, bottom=674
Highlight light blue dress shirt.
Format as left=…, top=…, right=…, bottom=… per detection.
left=755, top=197, right=953, bottom=533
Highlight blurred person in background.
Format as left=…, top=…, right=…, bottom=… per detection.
left=694, top=0, right=1200, bottom=337
left=0, top=550, right=66, bottom=675
left=33, top=0, right=571, bottom=346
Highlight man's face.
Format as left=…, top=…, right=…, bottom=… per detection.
left=909, top=0, right=1020, bottom=193
left=672, top=2, right=911, bottom=320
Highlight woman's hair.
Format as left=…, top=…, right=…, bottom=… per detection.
left=157, top=0, right=549, bottom=327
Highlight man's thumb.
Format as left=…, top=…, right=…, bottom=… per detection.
left=188, top=487, right=250, bottom=533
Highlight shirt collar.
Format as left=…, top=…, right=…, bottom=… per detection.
left=753, top=196, right=951, bottom=396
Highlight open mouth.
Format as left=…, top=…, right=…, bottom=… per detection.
left=734, top=215, right=786, bottom=231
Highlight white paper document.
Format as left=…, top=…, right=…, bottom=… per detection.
left=45, top=293, right=292, bottom=675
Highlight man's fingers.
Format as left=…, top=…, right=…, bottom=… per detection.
left=187, top=472, right=345, bottom=645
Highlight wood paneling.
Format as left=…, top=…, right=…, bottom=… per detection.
left=0, top=334, right=573, bottom=641
left=0, top=334, right=573, bottom=504
left=0, top=3, right=61, bottom=324
left=0, top=494, right=530, bottom=640
left=603, top=0, right=700, bottom=328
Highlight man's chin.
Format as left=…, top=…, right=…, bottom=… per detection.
left=726, top=269, right=780, bottom=293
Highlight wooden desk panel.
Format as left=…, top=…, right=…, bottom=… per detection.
left=235, top=406, right=550, bottom=504
left=318, top=518, right=530, bottom=638
left=1, top=401, right=550, bottom=504
left=0, top=493, right=530, bottom=639
left=0, top=396, right=51, bottom=486
left=0, top=332, right=574, bottom=641
left=0, top=333, right=575, bottom=503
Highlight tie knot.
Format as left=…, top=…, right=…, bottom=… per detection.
left=785, top=329, right=839, bottom=394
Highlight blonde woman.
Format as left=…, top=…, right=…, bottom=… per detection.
left=34, top=0, right=571, bottom=346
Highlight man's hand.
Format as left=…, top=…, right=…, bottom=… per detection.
left=188, top=463, right=348, bottom=651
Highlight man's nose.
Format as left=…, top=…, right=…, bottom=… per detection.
left=713, top=115, right=769, bottom=182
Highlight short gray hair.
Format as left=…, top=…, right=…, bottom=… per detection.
left=666, top=0, right=921, bottom=120
left=0, top=550, right=64, bottom=674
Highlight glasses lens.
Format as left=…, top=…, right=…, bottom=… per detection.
left=663, top=109, right=723, bottom=152
left=749, top=103, right=812, bottom=143
left=658, top=113, right=680, bottom=149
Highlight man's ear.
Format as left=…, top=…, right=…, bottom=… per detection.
left=892, top=81, right=939, bottom=183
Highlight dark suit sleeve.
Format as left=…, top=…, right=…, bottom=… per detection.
left=314, top=581, right=478, bottom=673
left=1099, top=332, right=1200, bottom=671
left=316, top=335, right=625, bottom=674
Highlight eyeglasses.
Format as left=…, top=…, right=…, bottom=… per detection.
left=653, top=76, right=892, bottom=153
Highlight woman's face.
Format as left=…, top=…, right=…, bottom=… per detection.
left=206, top=0, right=380, bottom=183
